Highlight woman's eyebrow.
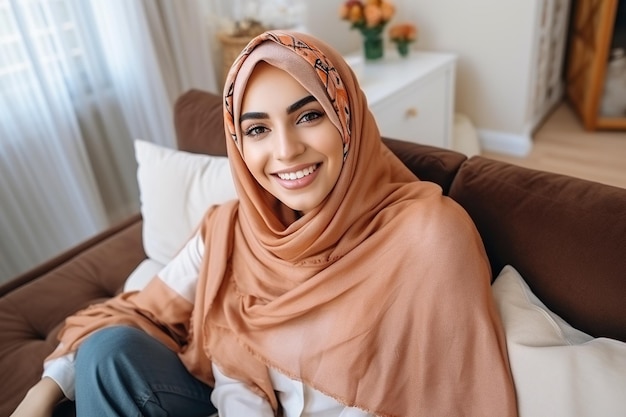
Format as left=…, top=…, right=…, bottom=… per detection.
left=240, top=111, right=268, bottom=122
left=240, top=95, right=318, bottom=123
left=286, top=95, right=317, bottom=114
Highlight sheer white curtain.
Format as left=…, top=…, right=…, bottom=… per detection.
left=90, top=0, right=219, bottom=147
left=0, top=0, right=218, bottom=283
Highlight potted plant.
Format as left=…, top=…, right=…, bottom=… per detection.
left=389, top=22, right=417, bottom=57
left=339, top=0, right=395, bottom=60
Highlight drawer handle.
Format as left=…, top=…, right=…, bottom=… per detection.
left=405, top=107, right=419, bottom=118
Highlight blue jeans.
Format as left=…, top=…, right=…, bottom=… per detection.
left=75, top=326, right=217, bottom=417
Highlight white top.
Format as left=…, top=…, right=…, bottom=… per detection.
left=43, top=233, right=374, bottom=417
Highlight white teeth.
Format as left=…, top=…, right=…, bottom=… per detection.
left=277, top=164, right=317, bottom=181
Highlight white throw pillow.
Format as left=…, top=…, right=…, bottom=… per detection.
left=492, top=265, right=626, bottom=417
left=134, top=140, right=237, bottom=266
left=124, top=258, right=166, bottom=292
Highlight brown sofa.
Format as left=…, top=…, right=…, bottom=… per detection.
left=1, top=90, right=625, bottom=417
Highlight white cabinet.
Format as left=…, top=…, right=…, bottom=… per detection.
left=532, top=0, right=571, bottom=130
left=345, top=51, right=457, bottom=148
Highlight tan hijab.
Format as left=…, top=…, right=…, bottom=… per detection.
left=54, top=31, right=517, bottom=417
left=200, top=31, right=516, bottom=415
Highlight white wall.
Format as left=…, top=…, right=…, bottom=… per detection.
left=304, top=1, right=541, bottom=155
left=302, top=2, right=360, bottom=54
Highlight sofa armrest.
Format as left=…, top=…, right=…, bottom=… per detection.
left=0, top=214, right=143, bottom=297
left=0, top=215, right=145, bottom=417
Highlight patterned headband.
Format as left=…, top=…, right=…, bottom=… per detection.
left=223, top=31, right=351, bottom=157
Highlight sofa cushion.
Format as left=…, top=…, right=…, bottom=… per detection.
left=135, top=140, right=237, bottom=266
left=493, top=265, right=626, bottom=417
left=124, top=258, right=166, bottom=292
left=450, top=156, right=626, bottom=341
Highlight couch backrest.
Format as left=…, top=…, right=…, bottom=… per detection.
left=449, top=156, right=626, bottom=342
left=174, top=89, right=227, bottom=156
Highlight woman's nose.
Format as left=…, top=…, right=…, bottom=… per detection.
left=273, top=127, right=305, bottom=160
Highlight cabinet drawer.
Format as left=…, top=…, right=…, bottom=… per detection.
left=370, top=73, right=449, bottom=148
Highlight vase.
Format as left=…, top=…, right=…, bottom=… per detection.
left=360, top=26, right=384, bottom=61
left=396, top=40, right=411, bottom=57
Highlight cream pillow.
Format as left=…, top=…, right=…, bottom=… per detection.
left=124, top=258, right=165, bottom=292
left=134, top=140, right=237, bottom=266
left=492, top=265, right=626, bottom=417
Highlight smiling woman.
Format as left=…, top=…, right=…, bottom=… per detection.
left=10, top=30, right=517, bottom=417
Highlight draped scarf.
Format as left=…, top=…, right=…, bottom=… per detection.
left=52, top=31, right=517, bottom=417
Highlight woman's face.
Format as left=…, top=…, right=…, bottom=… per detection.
left=239, top=62, right=344, bottom=214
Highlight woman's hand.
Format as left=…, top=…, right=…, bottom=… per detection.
left=9, top=377, right=65, bottom=417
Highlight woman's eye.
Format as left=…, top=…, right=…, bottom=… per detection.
left=244, top=125, right=268, bottom=137
left=298, top=110, right=323, bottom=124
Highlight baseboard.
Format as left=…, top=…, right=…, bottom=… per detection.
left=478, top=129, right=533, bottom=157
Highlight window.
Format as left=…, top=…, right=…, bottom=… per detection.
left=0, top=0, right=104, bottom=99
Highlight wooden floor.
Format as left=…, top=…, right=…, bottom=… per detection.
left=482, top=101, right=626, bottom=189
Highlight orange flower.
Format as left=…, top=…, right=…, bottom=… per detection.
left=339, top=0, right=395, bottom=29
left=380, top=2, right=395, bottom=21
left=364, top=4, right=383, bottom=27
left=348, top=4, right=363, bottom=23
left=389, top=22, right=417, bottom=42
left=338, top=4, right=350, bottom=19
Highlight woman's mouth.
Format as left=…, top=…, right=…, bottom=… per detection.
left=276, top=164, right=318, bottom=180
left=273, top=163, right=320, bottom=189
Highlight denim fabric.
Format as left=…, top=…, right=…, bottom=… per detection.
left=75, top=326, right=217, bottom=417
